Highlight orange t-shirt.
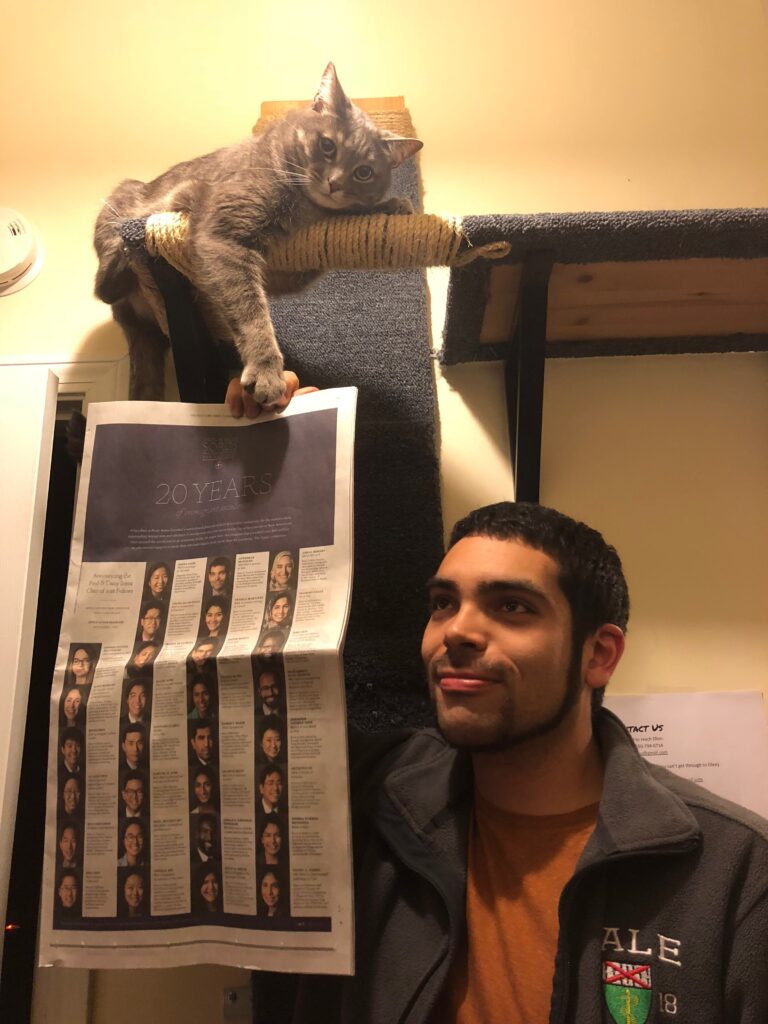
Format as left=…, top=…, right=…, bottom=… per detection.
left=435, top=793, right=599, bottom=1024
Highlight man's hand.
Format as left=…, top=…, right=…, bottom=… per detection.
left=226, top=371, right=318, bottom=419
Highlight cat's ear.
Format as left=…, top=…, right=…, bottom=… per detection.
left=313, top=62, right=351, bottom=116
left=381, top=136, right=423, bottom=169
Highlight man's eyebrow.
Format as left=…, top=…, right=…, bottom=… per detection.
left=425, top=576, right=549, bottom=602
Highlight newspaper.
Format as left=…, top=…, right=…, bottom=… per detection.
left=39, top=389, right=357, bottom=974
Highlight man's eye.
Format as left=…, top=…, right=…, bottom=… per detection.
left=428, top=594, right=453, bottom=613
left=319, top=137, right=336, bottom=158
left=500, top=599, right=530, bottom=615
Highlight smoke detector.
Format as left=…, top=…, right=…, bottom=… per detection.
left=0, top=208, right=44, bottom=295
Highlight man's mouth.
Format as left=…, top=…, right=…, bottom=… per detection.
left=437, top=673, right=497, bottom=694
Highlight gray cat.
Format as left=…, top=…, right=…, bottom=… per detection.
left=94, top=63, right=422, bottom=403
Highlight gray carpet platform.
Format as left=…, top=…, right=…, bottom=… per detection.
left=443, top=207, right=768, bottom=365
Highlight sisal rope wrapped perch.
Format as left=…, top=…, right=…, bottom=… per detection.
left=143, top=210, right=512, bottom=279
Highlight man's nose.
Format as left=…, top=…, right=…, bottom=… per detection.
left=443, top=603, right=488, bottom=650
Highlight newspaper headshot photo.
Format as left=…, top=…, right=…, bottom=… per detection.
left=57, top=822, right=80, bottom=869
left=60, top=726, right=84, bottom=777
left=187, top=674, right=217, bottom=722
left=268, top=550, right=297, bottom=593
left=256, top=715, right=285, bottom=766
left=190, top=813, right=220, bottom=863
left=189, top=766, right=219, bottom=815
left=127, top=641, right=160, bottom=677
left=204, top=556, right=232, bottom=602
left=192, top=860, right=223, bottom=916
left=253, top=657, right=286, bottom=717
left=58, top=775, right=83, bottom=821
left=254, top=628, right=287, bottom=657
left=189, top=721, right=217, bottom=767
left=118, top=867, right=149, bottom=920
left=187, top=637, right=219, bottom=674
left=120, top=769, right=147, bottom=819
left=120, top=677, right=151, bottom=729
left=141, top=561, right=173, bottom=605
left=120, top=722, right=146, bottom=771
left=64, top=642, right=99, bottom=690
left=117, top=818, right=148, bottom=868
left=258, top=765, right=285, bottom=815
left=59, top=685, right=86, bottom=730
left=199, top=597, right=229, bottom=641
left=135, top=601, right=165, bottom=646
left=263, top=592, right=294, bottom=633
left=55, top=869, right=81, bottom=922
left=257, top=814, right=286, bottom=870
left=258, top=868, right=287, bottom=922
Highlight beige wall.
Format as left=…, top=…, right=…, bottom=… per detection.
left=3, top=0, right=767, bottom=1021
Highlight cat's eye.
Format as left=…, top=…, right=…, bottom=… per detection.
left=354, top=165, right=374, bottom=182
left=319, top=137, right=337, bottom=158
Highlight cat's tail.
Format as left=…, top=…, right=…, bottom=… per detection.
left=93, top=181, right=144, bottom=304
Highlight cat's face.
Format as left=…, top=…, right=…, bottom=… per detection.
left=289, top=64, right=422, bottom=212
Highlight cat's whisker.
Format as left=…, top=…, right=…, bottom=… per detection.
left=101, top=198, right=122, bottom=217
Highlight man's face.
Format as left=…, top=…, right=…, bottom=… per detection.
left=62, top=778, right=80, bottom=814
left=127, top=684, right=147, bottom=719
left=191, top=642, right=214, bottom=667
left=197, top=819, right=215, bottom=854
left=122, top=730, right=144, bottom=765
left=122, top=778, right=144, bottom=813
left=191, top=727, right=213, bottom=762
left=422, top=536, right=579, bottom=751
left=259, top=771, right=283, bottom=809
left=59, top=827, right=77, bottom=863
left=141, top=608, right=162, bottom=638
left=58, top=876, right=78, bottom=909
left=133, top=644, right=157, bottom=669
left=261, top=729, right=281, bottom=761
left=258, top=673, right=280, bottom=709
left=192, top=682, right=210, bottom=716
left=62, top=738, right=81, bottom=771
left=272, top=554, right=294, bottom=588
left=208, top=564, right=227, bottom=594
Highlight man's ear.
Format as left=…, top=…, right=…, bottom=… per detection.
left=583, top=624, right=625, bottom=691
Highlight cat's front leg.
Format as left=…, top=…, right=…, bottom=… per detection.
left=190, top=237, right=287, bottom=406
left=371, top=197, right=415, bottom=215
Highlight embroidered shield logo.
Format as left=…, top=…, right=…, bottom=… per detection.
left=602, top=961, right=652, bottom=1024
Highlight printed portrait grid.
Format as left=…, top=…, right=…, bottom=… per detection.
left=54, top=549, right=302, bottom=928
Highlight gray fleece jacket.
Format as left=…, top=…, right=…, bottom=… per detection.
left=290, top=709, right=768, bottom=1024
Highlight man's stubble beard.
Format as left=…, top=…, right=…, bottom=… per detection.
left=432, top=651, right=583, bottom=754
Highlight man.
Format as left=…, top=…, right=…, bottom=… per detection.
left=191, top=813, right=219, bottom=863
left=205, top=557, right=231, bottom=601
left=188, top=638, right=218, bottom=671
left=189, top=722, right=215, bottom=767
left=120, top=770, right=146, bottom=818
left=255, top=662, right=285, bottom=717
left=60, top=727, right=84, bottom=776
left=258, top=765, right=284, bottom=815
left=58, top=824, right=79, bottom=868
left=121, top=722, right=146, bottom=771
left=136, top=602, right=164, bottom=645
left=121, top=679, right=149, bottom=727
left=291, top=502, right=768, bottom=1023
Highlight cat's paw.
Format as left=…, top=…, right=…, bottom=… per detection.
left=240, top=366, right=287, bottom=407
left=375, top=197, right=415, bottom=215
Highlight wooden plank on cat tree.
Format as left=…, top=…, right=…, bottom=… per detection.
left=260, top=96, right=405, bottom=118
left=479, top=256, right=768, bottom=345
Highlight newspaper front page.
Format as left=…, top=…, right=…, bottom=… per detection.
left=39, top=389, right=357, bottom=973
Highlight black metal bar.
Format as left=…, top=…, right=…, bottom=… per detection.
left=148, top=259, right=230, bottom=404
left=504, top=250, right=555, bottom=503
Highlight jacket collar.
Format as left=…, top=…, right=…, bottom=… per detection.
left=376, top=710, right=701, bottom=869
left=580, top=708, right=701, bottom=863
